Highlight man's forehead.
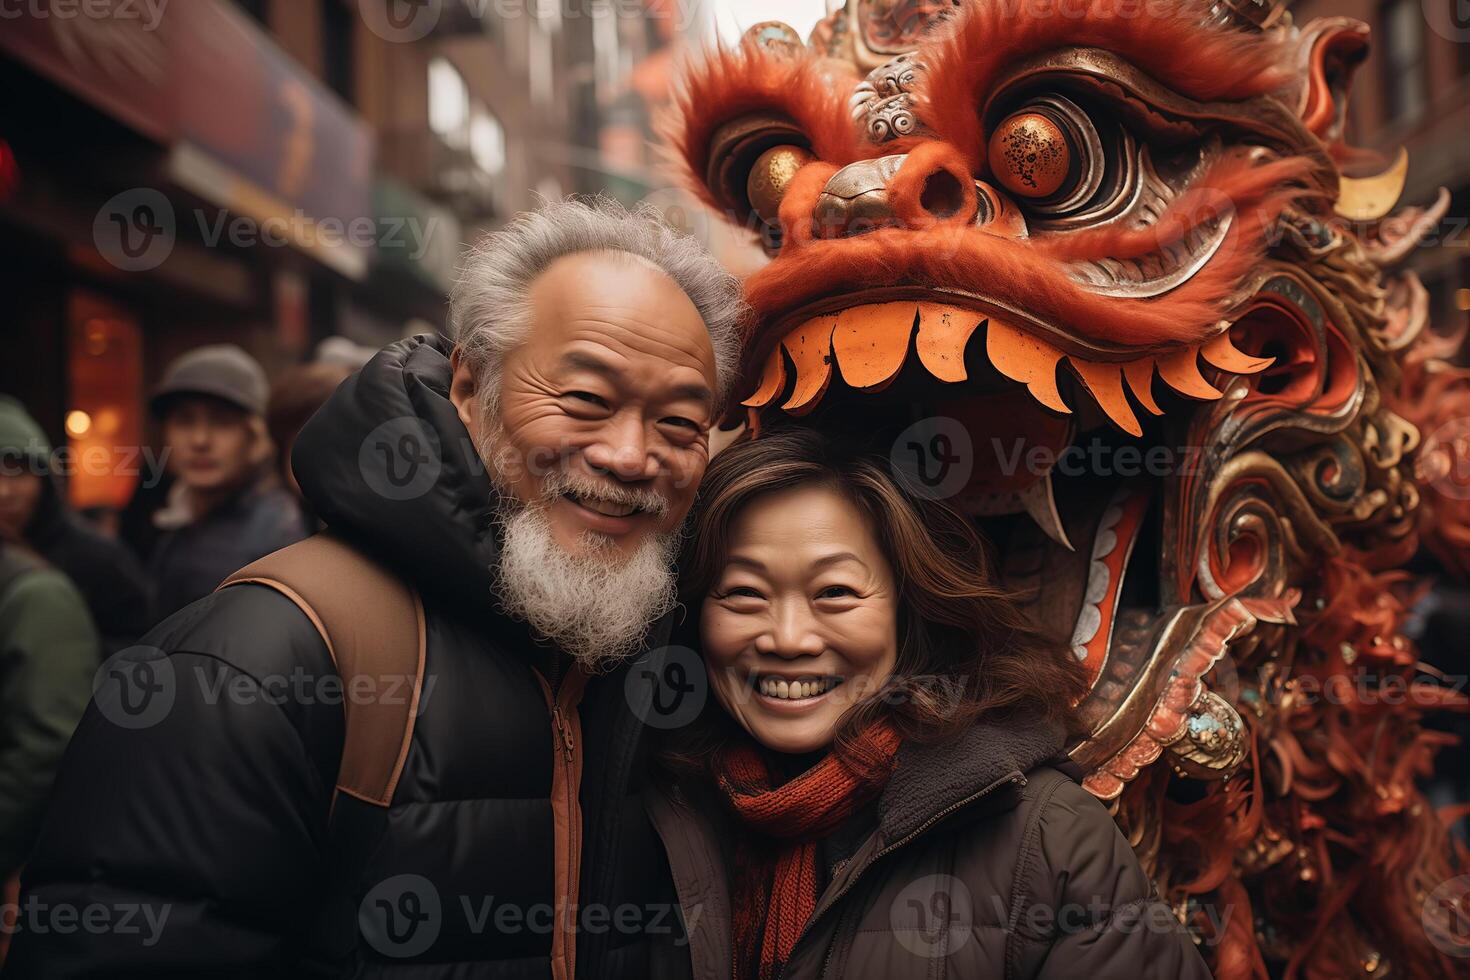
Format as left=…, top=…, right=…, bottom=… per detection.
left=526, top=251, right=715, bottom=371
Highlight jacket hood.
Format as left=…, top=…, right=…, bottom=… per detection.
left=0, top=396, right=50, bottom=461
left=878, top=714, right=1070, bottom=842
left=292, top=334, right=501, bottom=611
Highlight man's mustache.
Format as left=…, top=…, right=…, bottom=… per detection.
left=537, top=469, right=671, bottom=519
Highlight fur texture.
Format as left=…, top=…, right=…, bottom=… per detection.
left=911, top=0, right=1293, bottom=171
left=663, top=43, right=863, bottom=215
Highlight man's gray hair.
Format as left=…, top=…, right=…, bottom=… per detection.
left=450, top=196, right=746, bottom=410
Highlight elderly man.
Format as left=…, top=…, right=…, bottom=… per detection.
left=9, top=200, right=743, bottom=978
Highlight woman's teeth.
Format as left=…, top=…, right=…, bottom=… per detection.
left=757, top=677, right=840, bottom=700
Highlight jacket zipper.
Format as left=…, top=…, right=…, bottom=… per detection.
left=537, top=667, right=585, bottom=980
left=553, top=704, right=575, bottom=761
left=787, top=770, right=1029, bottom=979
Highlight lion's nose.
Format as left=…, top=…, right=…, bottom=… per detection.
left=812, top=153, right=976, bottom=238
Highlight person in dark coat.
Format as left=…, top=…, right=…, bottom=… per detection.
left=142, top=344, right=309, bottom=621
left=648, top=431, right=1215, bottom=980
left=8, top=199, right=745, bottom=978
left=0, top=397, right=152, bottom=654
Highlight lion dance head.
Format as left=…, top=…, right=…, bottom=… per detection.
left=669, top=0, right=1470, bottom=975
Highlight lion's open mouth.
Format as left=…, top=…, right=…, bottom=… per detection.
left=741, top=288, right=1273, bottom=436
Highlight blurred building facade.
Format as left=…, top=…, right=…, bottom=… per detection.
left=0, top=0, right=677, bottom=513
left=1289, top=0, right=1470, bottom=334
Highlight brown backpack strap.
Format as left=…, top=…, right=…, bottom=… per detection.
left=218, top=532, right=425, bottom=808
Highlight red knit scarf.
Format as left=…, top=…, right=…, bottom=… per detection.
left=716, top=722, right=902, bottom=980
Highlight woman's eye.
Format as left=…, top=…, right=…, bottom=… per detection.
left=720, top=586, right=764, bottom=600
left=816, top=585, right=858, bottom=600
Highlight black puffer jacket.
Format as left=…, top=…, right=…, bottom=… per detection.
left=9, top=336, right=680, bottom=978
left=646, top=718, right=1215, bottom=980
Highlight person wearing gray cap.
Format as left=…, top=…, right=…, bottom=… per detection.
left=144, top=344, right=308, bottom=621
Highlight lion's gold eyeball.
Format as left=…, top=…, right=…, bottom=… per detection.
left=747, top=144, right=815, bottom=224
left=988, top=112, right=1073, bottom=200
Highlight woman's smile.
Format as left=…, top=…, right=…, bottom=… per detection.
left=700, top=483, right=899, bottom=754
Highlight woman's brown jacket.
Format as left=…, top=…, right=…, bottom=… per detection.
left=644, top=717, right=1215, bottom=980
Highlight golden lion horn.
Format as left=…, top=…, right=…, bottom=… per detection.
left=742, top=303, right=1275, bottom=436
left=1334, top=147, right=1409, bottom=222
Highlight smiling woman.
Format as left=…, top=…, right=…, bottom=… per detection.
left=669, top=427, right=1089, bottom=769
left=647, top=428, right=1214, bottom=980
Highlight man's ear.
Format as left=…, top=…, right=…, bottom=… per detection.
left=448, top=349, right=482, bottom=444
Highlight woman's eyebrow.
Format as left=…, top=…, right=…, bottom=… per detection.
left=811, top=552, right=864, bottom=571
left=723, top=554, right=766, bottom=571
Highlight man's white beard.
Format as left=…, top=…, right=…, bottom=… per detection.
left=484, top=431, right=680, bottom=671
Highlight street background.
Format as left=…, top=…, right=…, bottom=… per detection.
left=0, top=0, right=1465, bottom=517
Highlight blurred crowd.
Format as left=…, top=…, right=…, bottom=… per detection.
left=0, top=340, right=363, bottom=899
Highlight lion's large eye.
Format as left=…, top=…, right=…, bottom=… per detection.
left=706, top=115, right=814, bottom=254
left=747, top=144, right=815, bottom=226
left=987, top=95, right=1102, bottom=213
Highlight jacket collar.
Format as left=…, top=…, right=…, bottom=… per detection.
left=877, top=715, right=1069, bottom=844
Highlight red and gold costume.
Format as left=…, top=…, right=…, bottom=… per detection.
left=669, top=1, right=1470, bottom=975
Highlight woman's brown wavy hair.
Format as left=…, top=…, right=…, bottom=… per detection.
left=662, top=428, right=1091, bottom=777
